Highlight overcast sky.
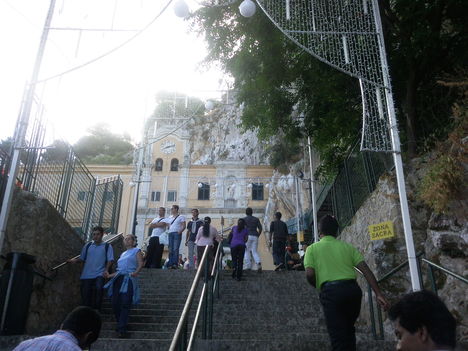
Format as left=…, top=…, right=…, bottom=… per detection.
left=0, top=0, right=227, bottom=144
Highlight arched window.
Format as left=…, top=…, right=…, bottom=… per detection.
left=155, top=158, right=163, bottom=171
left=170, top=158, right=179, bottom=171
left=197, top=183, right=210, bottom=200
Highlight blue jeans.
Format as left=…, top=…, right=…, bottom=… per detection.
left=112, top=275, right=134, bottom=333
left=167, top=232, right=181, bottom=267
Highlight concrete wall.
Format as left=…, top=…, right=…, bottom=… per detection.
left=1, top=189, right=124, bottom=335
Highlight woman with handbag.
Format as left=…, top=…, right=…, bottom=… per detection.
left=229, top=218, right=249, bottom=281
left=195, top=217, right=221, bottom=274
left=104, top=234, right=144, bottom=338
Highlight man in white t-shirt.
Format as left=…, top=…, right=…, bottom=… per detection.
left=145, top=207, right=166, bottom=269
left=163, top=205, right=186, bottom=269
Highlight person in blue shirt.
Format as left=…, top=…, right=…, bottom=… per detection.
left=13, top=306, right=101, bottom=351
left=104, top=234, right=144, bottom=338
left=68, top=226, right=114, bottom=311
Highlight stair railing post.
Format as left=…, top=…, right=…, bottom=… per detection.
left=427, top=263, right=437, bottom=295
left=367, top=283, right=377, bottom=340
left=202, top=246, right=209, bottom=339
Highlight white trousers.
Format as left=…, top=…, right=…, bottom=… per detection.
left=244, top=235, right=261, bottom=269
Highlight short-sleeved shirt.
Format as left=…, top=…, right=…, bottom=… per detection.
left=195, top=225, right=219, bottom=247
left=269, top=220, right=288, bottom=241
left=164, top=214, right=186, bottom=233
left=243, top=215, right=262, bottom=237
left=150, top=216, right=166, bottom=237
left=79, top=241, right=114, bottom=279
left=304, top=236, right=364, bottom=290
left=13, top=330, right=81, bottom=351
left=230, top=225, right=249, bottom=248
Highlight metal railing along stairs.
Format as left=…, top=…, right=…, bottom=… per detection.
left=170, top=232, right=225, bottom=351
left=359, top=253, right=468, bottom=340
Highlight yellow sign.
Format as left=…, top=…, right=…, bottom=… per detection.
left=297, top=230, right=304, bottom=242
left=368, top=221, right=395, bottom=241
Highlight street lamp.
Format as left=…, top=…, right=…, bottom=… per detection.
left=239, top=0, right=256, bottom=17
left=174, top=0, right=190, bottom=18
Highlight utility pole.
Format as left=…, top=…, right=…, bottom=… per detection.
left=307, top=136, right=319, bottom=243
left=0, top=0, right=56, bottom=254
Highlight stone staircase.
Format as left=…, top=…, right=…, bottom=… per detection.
left=92, top=269, right=198, bottom=351
left=193, top=270, right=396, bottom=351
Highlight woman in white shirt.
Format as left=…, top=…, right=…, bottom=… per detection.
left=195, top=217, right=221, bottom=273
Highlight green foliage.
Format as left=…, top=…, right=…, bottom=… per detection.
left=419, top=155, right=463, bottom=213
left=73, top=123, right=134, bottom=165
left=381, top=0, right=468, bottom=154
left=190, top=4, right=361, bottom=177
left=190, top=0, right=467, bottom=173
left=41, top=140, right=70, bottom=162
left=145, top=91, right=205, bottom=132
left=418, top=90, right=467, bottom=213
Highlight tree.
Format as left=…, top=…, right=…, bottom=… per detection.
left=191, top=4, right=362, bottom=178
left=73, top=123, right=134, bottom=165
left=190, top=0, right=467, bottom=173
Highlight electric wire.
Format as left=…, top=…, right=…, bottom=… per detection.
left=36, top=0, right=174, bottom=84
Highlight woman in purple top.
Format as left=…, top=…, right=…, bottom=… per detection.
left=229, top=218, right=249, bottom=281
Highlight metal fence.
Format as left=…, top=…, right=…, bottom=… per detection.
left=318, top=142, right=393, bottom=230
left=0, top=149, right=11, bottom=212
left=89, top=176, right=123, bottom=238
left=2, top=141, right=123, bottom=240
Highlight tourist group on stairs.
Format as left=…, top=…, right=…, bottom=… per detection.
left=8, top=206, right=461, bottom=350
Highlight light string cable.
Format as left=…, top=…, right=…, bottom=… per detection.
left=36, top=0, right=174, bottom=84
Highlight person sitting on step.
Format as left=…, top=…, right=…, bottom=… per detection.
left=13, top=306, right=101, bottom=351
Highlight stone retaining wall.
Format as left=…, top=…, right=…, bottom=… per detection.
left=339, top=166, right=467, bottom=342
left=1, top=189, right=123, bottom=335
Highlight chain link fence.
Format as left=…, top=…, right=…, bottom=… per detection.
left=319, top=143, right=393, bottom=230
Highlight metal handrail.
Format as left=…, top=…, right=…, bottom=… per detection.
left=359, top=253, right=468, bottom=340
left=170, top=234, right=225, bottom=351
left=170, top=245, right=210, bottom=351
left=50, top=232, right=123, bottom=271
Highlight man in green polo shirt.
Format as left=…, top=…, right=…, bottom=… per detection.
left=304, top=215, right=389, bottom=351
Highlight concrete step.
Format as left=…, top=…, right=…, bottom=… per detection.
left=101, top=314, right=193, bottom=324
left=101, top=308, right=188, bottom=317
left=91, top=338, right=171, bottom=351
left=101, top=302, right=193, bottom=310
left=101, top=322, right=194, bottom=333
left=192, top=338, right=397, bottom=351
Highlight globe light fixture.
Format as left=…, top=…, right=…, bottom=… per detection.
left=174, top=0, right=190, bottom=18
left=239, top=0, right=256, bottom=18
left=204, top=100, right=214, bottom=110
left=247, top=183, right=253, bottom=188
left=197, top=182, right=203, bottom=188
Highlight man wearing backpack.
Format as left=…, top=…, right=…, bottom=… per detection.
left=69, top=226, right=114, bottom=310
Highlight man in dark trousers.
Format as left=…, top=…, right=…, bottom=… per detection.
left=185, top=208, right=203, bottom=270
left=145, top=207, right=166, bottom=268
left=389, top=290, right=457, bottom=351
left=69, top=226, right=114, bottom=311
left=269, top=211, right=288, bottom=271
left=304, top=215, right=389, bottom=351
